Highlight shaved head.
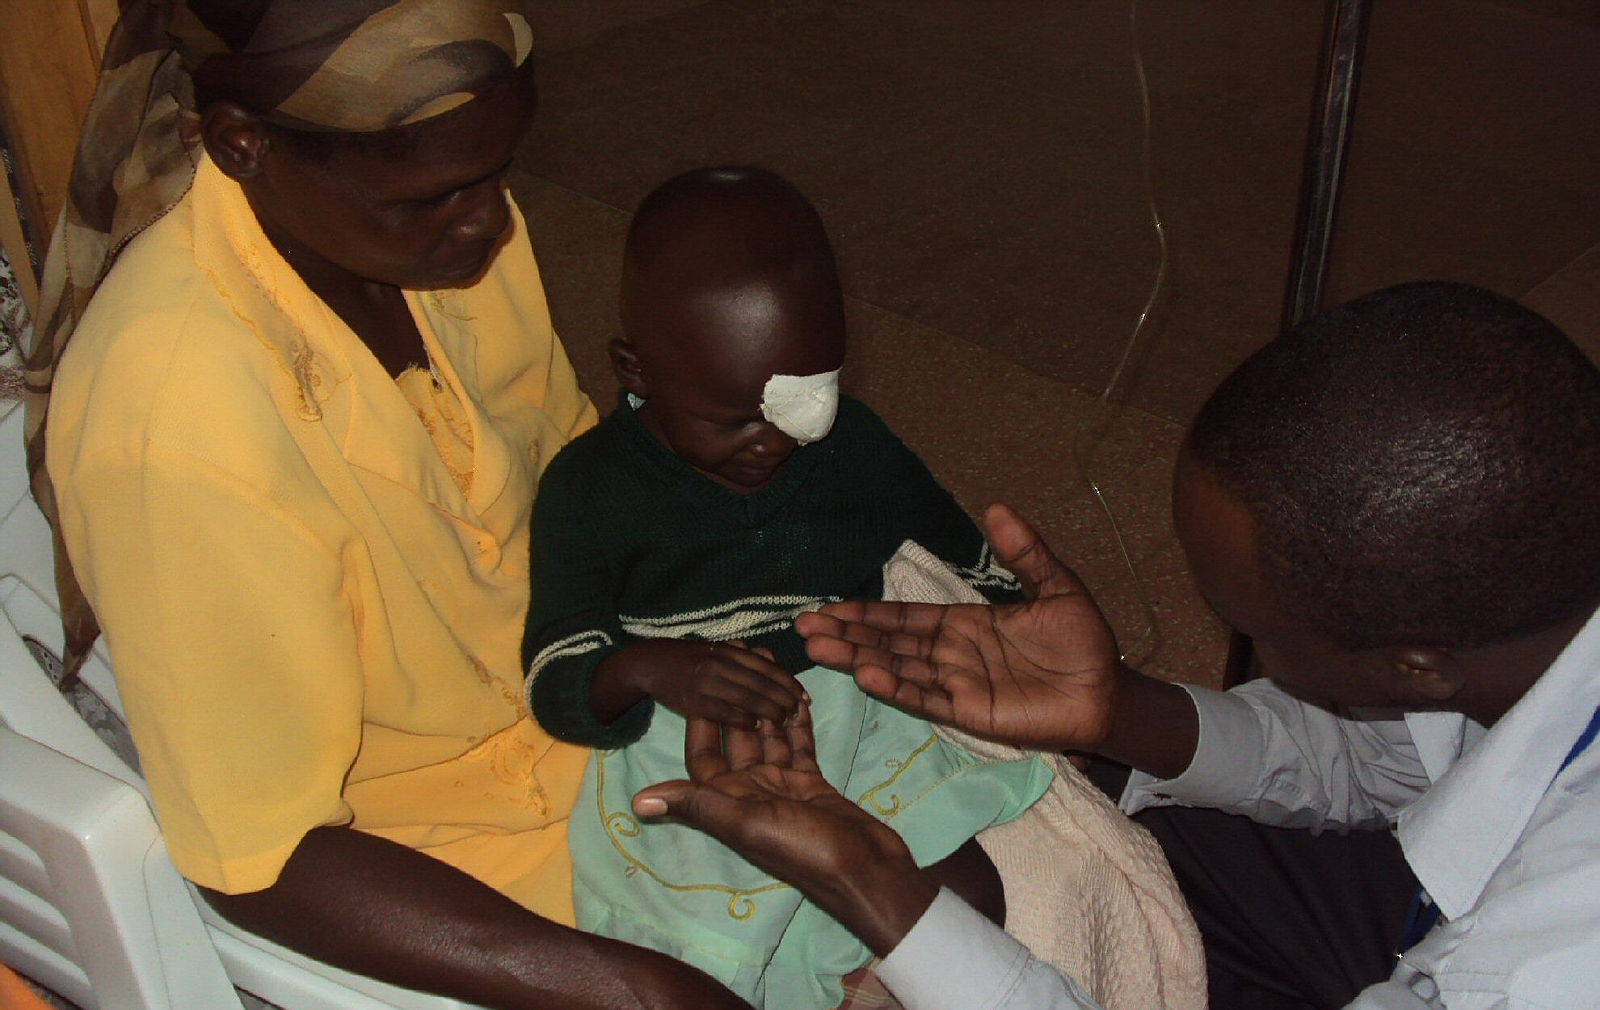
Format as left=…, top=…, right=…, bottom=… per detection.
left=620, top=165, right=844, bottom=379
left=1186, top=281, right=1600, bottom=650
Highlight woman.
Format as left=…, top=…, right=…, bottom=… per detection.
left=28, top=2, right=744, bottom=1006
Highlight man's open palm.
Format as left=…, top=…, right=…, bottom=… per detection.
left=796, top=504, right=1121, bottom=752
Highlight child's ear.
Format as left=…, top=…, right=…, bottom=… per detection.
left=609, top=338, right=649, bottom=397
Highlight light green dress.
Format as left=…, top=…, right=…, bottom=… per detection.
left=570, top=665, right=1054, bottom=1009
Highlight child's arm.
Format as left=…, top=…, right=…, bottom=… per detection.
left=591, top=638, right=807, bottom=728
left=853, top=402, right=1024, bottom=604
left=916, top=488, right=1026, bottom=605
left=525, top=450, right=805, bottom=744
left=524, top=454, right=642, bottom=747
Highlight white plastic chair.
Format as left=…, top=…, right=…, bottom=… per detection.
left=0, top=399, right=486, bottom=1009
left=0, top=725, right=243, bottom=1009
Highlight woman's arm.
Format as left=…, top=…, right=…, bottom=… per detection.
left=202, top=825, right=747, bottom=1009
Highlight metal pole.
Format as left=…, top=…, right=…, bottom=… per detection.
left=1282, top=0, right=1371, bottom=331
left=1225, top=0, right=1371, bottom=687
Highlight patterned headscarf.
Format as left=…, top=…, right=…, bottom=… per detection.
left=24, top=0, right=535, bottom=681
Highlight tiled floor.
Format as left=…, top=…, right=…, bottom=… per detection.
left=513, top=1, right=1599, bottom=687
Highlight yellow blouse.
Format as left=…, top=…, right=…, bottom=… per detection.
left=48, top=155, right=597, bottom=923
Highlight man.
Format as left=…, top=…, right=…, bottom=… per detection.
left=634, top=281, right=1600, bottom=1009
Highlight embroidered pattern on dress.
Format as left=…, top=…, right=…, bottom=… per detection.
left=205, top=243, right=328, bottom=421
left=856, top=733, right=939, bottom=818
left=402, top=363, right=476, bottom=498
left=460, top=724, right=551, bottom=816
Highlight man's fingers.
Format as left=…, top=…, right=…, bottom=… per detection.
left=683, top=717, right=729, bottom=782
left=982, top=502, right=1084, bottom=600
left=758, top=714, right=793, bottom=767
left=805, top=629, right=948, bottom=689
left=723, top=721, right=764, bottom=770
left=855, top=667, right=959, bottom=724
left=631, top=779, right=691, bottom=819
left=631, top=780, right=744, bottom=839
left=800, top=601, right=950, bottom=641
left=783, top=704, right=821, bottom=773
left=800, top=609, right=949, bottom=678
left=852, top=663, right=898, bottom=700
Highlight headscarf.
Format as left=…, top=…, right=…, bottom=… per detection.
left=24, top=0, right=535, bottom=682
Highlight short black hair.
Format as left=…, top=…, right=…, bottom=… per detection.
left=1187, top=281, right=1600, bottom=650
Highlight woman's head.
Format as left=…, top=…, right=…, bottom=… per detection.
left=185, top=0, right=538, bottom=290
left=178, top=0, right=533, bottom=133
left=204, top=59, right=537, bottom=290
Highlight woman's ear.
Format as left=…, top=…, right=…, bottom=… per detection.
left=1390, top=646, right=1464, bottom=704
left=201, top=102, right=270, bottom=181
left=609, top=337, right=649, bottom=397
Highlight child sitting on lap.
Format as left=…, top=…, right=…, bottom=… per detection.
left=523, top=166, right=1052, bottom=1009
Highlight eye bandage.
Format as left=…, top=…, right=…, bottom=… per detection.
left=761, top=369, right=841, bottom=445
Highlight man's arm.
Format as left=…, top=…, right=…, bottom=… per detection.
left=1122, top=681, right=1433, bottom=830
left=633, top=714, right=1102, bottom=1010
left=201, top=825, right=746, bottom=1010
left=796, top=503, right=1199, bottom=776
left=875, top=890, right=1101, bottom=1010
left=632, top=711, right=937, bottom=957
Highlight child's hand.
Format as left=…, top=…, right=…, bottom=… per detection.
left=593, top=639, right=808, bottom=727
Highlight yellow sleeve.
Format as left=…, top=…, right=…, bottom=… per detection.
left=60, top=441, right=366, bottom=893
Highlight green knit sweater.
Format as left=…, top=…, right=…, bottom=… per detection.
left=523, top=395, right=1020, bottom=747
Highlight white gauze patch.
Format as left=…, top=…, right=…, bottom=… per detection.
left=761, top=369, right=840, bottom=444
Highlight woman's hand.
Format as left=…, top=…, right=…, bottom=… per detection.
left=632, top=708, right=938, bottom=957
left=594, top=638, right=807, bottom=727
left=797, top=503, right=1122, bottom=752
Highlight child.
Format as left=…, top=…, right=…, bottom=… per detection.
left=523, top=166, right=1052, bottom=1008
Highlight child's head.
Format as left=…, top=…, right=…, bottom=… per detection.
left=612, top=166, right=846, bottom=493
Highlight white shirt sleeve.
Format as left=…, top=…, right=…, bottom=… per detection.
left=1122, top=681, right=1432, bottom=831
left=874, top=889, right=1103, bottom=1010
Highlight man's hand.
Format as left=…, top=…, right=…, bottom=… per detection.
left=796, top=503, right=1121, bottom=752
left=632, top=709, right=938, bottom=957
left=593, top=638, right=807, bottom=727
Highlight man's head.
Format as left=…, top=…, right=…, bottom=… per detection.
left=612, top=166, right=847, bottom=493
left=1177, top=282, right=1600, bottom=715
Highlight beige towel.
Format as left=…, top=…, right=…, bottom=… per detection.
left=882, top=540, right=1207, bottom=1010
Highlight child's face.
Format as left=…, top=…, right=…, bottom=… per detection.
left=643, top=367, right=805, bottom=493
left=625, top=284, right=845, bottom=495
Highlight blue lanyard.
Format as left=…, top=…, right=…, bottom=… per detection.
left=1397, top=701, right=1600, bottom=956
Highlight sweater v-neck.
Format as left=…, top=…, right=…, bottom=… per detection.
left=615, top=400, right=827, bottom=527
